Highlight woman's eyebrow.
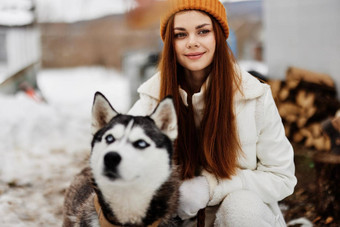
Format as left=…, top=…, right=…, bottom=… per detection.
left=174, top=23, right=211, bottom=31
left=174, top=27, right=186, bottom=31
left=196, top=23, right=210, bottom=29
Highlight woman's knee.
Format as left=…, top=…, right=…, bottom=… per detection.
left=214, top=190, right=276, bottom=227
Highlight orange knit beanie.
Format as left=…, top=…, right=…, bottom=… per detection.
left=160, top=0, right=229, bottom=40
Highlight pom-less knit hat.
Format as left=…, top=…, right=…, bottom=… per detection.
left=160, top=0, right=229, bottom=40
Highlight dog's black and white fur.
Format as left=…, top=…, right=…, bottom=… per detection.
left=63, top=92, right=180, bottom=227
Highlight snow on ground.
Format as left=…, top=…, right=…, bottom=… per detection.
left=0, top=67, right=130, bottom=226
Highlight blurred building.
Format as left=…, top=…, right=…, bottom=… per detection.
left=0, top=0, right=41, bottom=93
left=224, top=0, right=263, bottom=61
left=264, top=0, right=340, bottom=97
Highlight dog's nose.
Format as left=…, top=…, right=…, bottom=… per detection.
left=104, top=152, right=121, bottom=169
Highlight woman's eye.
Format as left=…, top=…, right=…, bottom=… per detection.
left=105, top=134, right=115, bottom=144
left=174, top=32, right=186, bottom=38
left=133, top=140, right=150, bottom=149
left=198, top=29, right=210, bottom=35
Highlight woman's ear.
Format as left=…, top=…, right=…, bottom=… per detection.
left=150, top=96, right=178, bottom=141
left=91, top=92, right=118, bottom=135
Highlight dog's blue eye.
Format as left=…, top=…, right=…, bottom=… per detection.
left=105, top=135, right=115, bottom=144
left=133, top=140, right=149, bottom=149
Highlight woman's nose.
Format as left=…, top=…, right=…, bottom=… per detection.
left=186, top=36, right=200, bottom=48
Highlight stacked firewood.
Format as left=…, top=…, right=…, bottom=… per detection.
left=267, top=66, right=340, bottom=151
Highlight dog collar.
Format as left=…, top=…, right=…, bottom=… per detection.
left=93, top=194, right=161, bottom=227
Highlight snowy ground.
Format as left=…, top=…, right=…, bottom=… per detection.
left=0, top=67, right=130, bottom=226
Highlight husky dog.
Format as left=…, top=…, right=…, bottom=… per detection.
left=63, top=92, right=180, bottom=227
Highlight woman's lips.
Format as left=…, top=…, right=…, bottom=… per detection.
left=185, top=52, right=205, bottom=60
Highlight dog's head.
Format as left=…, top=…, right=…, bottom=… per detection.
left=90, top=92, right=177, bottom=188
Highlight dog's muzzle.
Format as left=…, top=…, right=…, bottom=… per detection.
left=103, top=152, right=121, bottom=179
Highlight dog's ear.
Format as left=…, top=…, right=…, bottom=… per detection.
left=92, top=92, right=118, bottom=135
left=150, top=96, right=177, bottom=140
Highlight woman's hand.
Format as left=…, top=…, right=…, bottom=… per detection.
left=208, top=175, right=243, bottom=206
left=201, top=169, right=243, bottom=206
left=177, top=176, right=210, bottom=220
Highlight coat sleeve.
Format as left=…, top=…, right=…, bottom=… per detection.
left=205, top=89, right=297, bottom=206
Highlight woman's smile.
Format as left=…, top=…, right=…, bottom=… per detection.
left=184, top=52, right=206, bottom=60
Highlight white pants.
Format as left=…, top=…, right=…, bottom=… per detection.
left=181, top=190, right=286, bottom=227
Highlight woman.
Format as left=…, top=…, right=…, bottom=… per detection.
left=129, top=0, right=297, bottom=226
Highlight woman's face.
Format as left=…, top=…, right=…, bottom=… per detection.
left=173, top=10, right=216, bottom=73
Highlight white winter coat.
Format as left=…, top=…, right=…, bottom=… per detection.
left=128, top=68, right=297, bottom=225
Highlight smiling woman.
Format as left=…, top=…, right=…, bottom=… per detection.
left=173, top=11, right=216, bottom=92
left=128, top=0, right=297, bottom=226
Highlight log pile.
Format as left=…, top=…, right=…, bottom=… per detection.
left=267, top=66, right=340, bottom=151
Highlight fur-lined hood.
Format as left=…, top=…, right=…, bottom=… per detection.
left=136, top=66, right=267, bottom=104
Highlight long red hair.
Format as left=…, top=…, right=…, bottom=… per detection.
left=159, top=12, right=242, bottom=179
